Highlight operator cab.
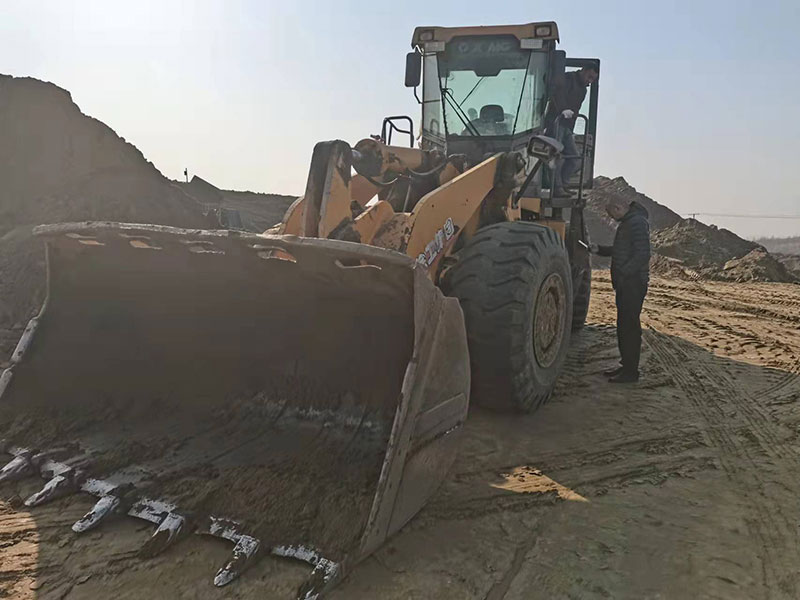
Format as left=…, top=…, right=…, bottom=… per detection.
left=401, top=22, right=599, bottom=193
left=420, top=33, right=549, bottom=152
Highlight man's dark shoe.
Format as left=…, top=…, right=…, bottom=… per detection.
left=604, top=366, right=624, bottom=377
left=609, top=372, right=639, bottom=384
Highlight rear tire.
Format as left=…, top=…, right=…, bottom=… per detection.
left=443, top=222, right=573, bottom=413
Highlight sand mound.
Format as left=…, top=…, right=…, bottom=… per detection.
left=0, top=75, right=204, bottom=230
left=586, top=176, right=682, bottom=248
left=652, top=219, right=761, bottom=268
left=0, top=74, right=208, bottom=329
left=586, top=179, right=793, bottom=284
left=649, top=254, right=699, bottom=281
left=648, top=220, right=795, bottom=283
left=718, top=248, right=797, bottom=283
left=175, top=176, right=296, bottom=233
left=218, top=188, right=296, bottom=232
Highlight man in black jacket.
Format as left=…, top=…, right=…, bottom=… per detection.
left=591, top=199, right=650, bottom=383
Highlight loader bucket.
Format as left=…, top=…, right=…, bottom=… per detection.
left=0, top=222, right=469, bottom=598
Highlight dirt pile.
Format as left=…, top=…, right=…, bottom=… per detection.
left=176, top=175, right=224, bottom=205
left=649, top=254, right=699, bottom=281
left=586, top=178, right=795, bottom=284
left=0, top=75, right=204, bottom=229
left=586, top=176, right=682, bottom=248
left=175, top=176, right=296, bottom=232
left=647, top=219, right=798, bottom=282
left=718, top=248, right=798, bottom=283
left=0, top=74, right=207, bottom=331
left=651, top=218, right=761, bottom=268
left=219, top=188, right=296, bottom=232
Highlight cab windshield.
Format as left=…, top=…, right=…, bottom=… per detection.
left=422, top=36, right=548, bottom=139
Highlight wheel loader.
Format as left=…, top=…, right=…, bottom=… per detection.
left=0, top=22, right=599, bottom=599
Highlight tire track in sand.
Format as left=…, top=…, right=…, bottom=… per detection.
left=645, top=329, right=800, bottom=597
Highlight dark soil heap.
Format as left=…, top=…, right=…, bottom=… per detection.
left=649, top=254, right=699, bottom=281
left=588, top=177, right=796, bottom=284
left=719, top=248, right=798, bottom=283
left=0, top=74, right=207, bottom=340
left=0, top=75, right=204, bottom=230
left=585, top=176, right=682, bottom=248
left=175, top=176, right=296, bottom=233
left=218, top=188, right=296, bottom=232
left=651, top=218, right=761, bottom=269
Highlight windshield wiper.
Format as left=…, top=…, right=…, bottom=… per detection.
left=459, top=77, right=485, bottom=107
left=441, top=87, right=481, bottom=137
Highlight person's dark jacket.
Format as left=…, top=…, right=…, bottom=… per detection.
left=545, top=71, right=587, bottom=132
left=598, top=201, right=651, bottom=288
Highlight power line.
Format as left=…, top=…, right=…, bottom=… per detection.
left=684, top=213, right=800, bottom=219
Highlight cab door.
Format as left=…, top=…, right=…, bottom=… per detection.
left=565, top=58, right=600, bottom=189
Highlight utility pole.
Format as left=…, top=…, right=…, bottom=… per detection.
left=184, top=168, right=189, bottom=183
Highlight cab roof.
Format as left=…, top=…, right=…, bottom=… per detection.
left=411, top=22, right=559, bottom=47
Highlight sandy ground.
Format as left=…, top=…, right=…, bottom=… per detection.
left=2, top=271, right=800, bottom=599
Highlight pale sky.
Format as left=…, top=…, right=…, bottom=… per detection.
left=2, top=0, right=799, bottom=238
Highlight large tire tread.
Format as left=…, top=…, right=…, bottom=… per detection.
left=443, top=222, right=573, bottom=413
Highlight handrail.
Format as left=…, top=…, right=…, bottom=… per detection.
left=381, top=116, right=415, bottom=148
left=550, top=113, right=590, bottom=204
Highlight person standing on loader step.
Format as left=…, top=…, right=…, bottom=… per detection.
left=590, top=198, right=650, bottom=383
left=545, top=65, right=599, bottom=198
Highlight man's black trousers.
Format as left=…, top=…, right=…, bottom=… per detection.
left=615, top=279, right=648, bottom=374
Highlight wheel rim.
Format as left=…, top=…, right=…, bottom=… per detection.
left=533, top=272, right=567, bottom=368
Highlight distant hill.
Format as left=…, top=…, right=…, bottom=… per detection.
left=754, top=236, right=800, bottom=256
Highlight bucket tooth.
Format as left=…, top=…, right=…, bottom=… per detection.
left=297, top=558, right=342, bottom=600
left=139, top=512, right=190, bottom=558
left=73, top=494, right=122, bottom=533
left=128, top=497, right=178, bottom=525
left=24, top=468, right=84, bottom=507
left=213, top=535, right=260, bottom=587
left=272, top=545, right=342, bottom=600
left=0, top=450, right=35, bottom=483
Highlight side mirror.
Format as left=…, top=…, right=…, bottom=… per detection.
left=527, top=134, right=563, bottom=163
left=405, top=51, right=422, bottom=88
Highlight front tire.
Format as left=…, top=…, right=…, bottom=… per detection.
left=443, top=222, right=573, bottom=413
